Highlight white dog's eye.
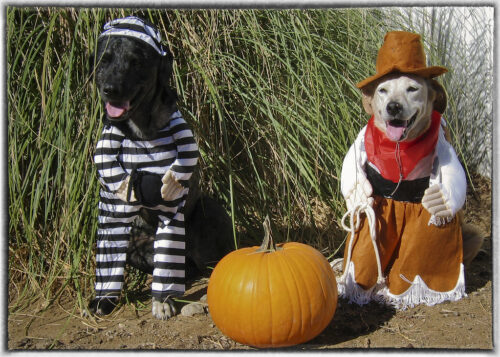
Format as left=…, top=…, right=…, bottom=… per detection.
left=378, top=88, right=387, bottom=94
left=407, top=86, right=419, bottom=92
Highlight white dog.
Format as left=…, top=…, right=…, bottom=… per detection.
left=336, top=31, right=484, bottom=309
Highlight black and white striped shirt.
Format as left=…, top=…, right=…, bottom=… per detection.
left=94, top=111, right=199, bottom=195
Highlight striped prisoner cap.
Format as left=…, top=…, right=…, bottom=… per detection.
left=99, top=16, right=167, bottom=56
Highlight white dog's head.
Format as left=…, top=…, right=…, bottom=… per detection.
left=360, top=73, right=447, bottom=142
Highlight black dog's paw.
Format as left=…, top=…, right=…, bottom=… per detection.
left=138, top=174, right=163, bottom=206
left=131, top=171, right=163, bottom=207
left=87, top=297, right=119, bottom=316
left=152, top=296, right=178, bottom=320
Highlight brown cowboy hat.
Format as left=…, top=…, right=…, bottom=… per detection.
left=357, top=31, right=448, bottom=90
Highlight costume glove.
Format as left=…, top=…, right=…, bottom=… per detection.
left=161, top=170, right=185, bottom=202
left=421, top=184, right=453, bottom=219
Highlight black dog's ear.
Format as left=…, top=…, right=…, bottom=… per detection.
left=89, top=51, right=95, bottom=77
left=159, top=47, right=174, bottom=82
left=158, top=47, right=177, bottom=103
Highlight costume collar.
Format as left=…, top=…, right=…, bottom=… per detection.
left=364, top=110, right=441, bottom=183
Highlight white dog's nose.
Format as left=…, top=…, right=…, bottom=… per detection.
left=387, top=101, right=403, bottom=116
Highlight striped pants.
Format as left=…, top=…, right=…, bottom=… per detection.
left=95, top=189, right=187, bottom=300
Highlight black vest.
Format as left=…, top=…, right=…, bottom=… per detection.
left=365, top=163, right=429, bottom=203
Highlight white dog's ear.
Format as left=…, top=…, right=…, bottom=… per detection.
left=430, top=79, right=447, bottom=114
left=360, top=87, right=374, bottom=115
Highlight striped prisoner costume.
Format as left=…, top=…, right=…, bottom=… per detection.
left=94, top=110, right=199, bottom=300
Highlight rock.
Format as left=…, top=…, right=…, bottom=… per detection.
left=440, top=309, right=459, bottom=317
left=181, top=303, right=206, bottom=317
left=200, top=294, right=208, bottom=303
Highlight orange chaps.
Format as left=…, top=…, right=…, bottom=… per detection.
left=340, top=196, right=465, bottom=309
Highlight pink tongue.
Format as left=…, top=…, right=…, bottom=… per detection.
left=106, top=102, right=130, bottom=118
left=386, top=123, right=406, bottom=141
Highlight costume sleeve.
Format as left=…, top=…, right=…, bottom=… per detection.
left=94, top=126, right=129, bottom=193
left=168, top=113, right=199, bottom=187
left=341, top=126, right=368, bottom=199
left=431, top=127, right=467, bottom=216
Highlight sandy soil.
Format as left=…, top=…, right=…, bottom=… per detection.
left=7, top=174, right=493, bottom=351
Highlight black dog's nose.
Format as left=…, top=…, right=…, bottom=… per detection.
left=387, top=102, right=403, bottom=116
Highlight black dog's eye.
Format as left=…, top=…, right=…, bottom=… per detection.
left=100, top=53, right=113, bottom=65
left=407, top=86, right=419, bottom=92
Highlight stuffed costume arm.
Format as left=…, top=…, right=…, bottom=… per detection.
left=423, top=125, right=466, bottom=225
left=94, top=127, right=131, bottom=197
left=160, top=115, right=199, bottom=201
left=164, top=116, right=199, bottom=185
left=341, top=126, right=374, bottom=210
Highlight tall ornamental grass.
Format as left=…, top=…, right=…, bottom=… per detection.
left=7, top=7, right=491, bottom=313
left=8, top=8, right=105, bottom=312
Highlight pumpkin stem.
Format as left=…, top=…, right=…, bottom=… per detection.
left=258, top=215, right=280, bottom=252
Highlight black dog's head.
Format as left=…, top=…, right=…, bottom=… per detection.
left=91, top=17, right=176, bottom=138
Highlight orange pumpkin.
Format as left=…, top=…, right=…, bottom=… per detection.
left=207, top=216, right=338, bottom=348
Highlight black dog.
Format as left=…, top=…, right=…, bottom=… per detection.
left=89, top=16, right=233, bottom=319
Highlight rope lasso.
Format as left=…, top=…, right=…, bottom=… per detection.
left=339, top=200, right=385, bottom=285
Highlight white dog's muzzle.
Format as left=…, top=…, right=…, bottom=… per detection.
left=385, top=109, right=419, bottom=141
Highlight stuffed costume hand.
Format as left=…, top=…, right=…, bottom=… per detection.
left=114, top=170, right=185, bottom=205
left=116, top=175, right=137, bottom=202
left=341, top=127, right=374, bottom=211
left=161, top=170, right=185, bottom=202
left=345, top=174, right=374, bottom=211
left=421, top=183, right=453, bottom=219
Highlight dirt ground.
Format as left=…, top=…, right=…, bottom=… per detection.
left=7, top=174, right=493, bottom=350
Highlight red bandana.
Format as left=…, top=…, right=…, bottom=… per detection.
left=364, top=111, right=441, bottom=183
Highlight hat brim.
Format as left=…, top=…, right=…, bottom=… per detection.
left=356, top=65, right=448, bottom=90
